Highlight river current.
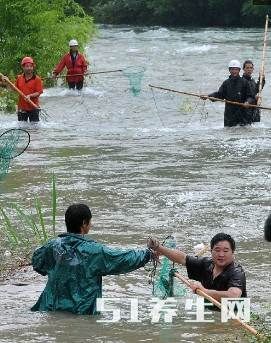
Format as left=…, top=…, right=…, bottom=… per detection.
left=0, top=25, right=270, bottom=342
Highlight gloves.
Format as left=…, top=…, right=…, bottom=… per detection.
left=147, top=237, right=160, bottom=250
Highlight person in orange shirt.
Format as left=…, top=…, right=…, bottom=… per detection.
left=52, top=39, right=88, bottom=90
left=1, top=56, right=43, bottom=122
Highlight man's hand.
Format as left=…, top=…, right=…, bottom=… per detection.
left=147, top=237, right=160, bottom=250
left=190, top=281, right=207, bottom=294
left=200, top=95, right=208, bottom=100
left=150, top=250, right=160, bottom=263
left=243, top=102, right=250, bottom=108
left=0, top=74, right=9, bottom=82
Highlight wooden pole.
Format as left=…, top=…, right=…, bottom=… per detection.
left=49, top=69, right=123, bottom=80
left=174, top=271, right=262, bottom=338
left=149, top=84, right=271, bottom=112
left=257, top=14, right=269, bottom=106
left=0, top=73, right=39, bottom=110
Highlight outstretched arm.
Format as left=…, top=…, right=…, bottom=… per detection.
left=147, top=237, right=187, bottom=265
left=53, top=55, right=67, bottom=76
left=208, top=81, right=226, bottom=100
left=92, top=244, right=151, bottom=276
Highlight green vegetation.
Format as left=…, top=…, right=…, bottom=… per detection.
left=0, top=0, right=95, bottom=112
left=77, top=0, right=270, bottom=27
left=244, top=312, right=271, bottom=342
left=0, top=174, right=57, bottom=278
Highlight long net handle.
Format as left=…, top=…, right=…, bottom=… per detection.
left=174, top=271, right=261, bottom=338
left=149, top=84, right=271, bottom=111
left=0, top=73, right=38, bottom=109
left=258, top=15, right=269, bottom=106
left=50, top=69, right=123, bottom=80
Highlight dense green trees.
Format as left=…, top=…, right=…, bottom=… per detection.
left=0, top=0, right=94, bottom=80
left=76, top=0, right=270, bottom=26
left=0, top=0, right=95, bottom=111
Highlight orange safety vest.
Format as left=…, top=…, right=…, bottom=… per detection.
left=15, top=74, right=43, bottom=111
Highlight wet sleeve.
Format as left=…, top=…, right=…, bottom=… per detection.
left=95, top=246, right=151, bottom=276
left=185, top=255, right=207, bottom=281
left=208, top=81, right=225, bottom=99
left=53, top=55, right=67, bottom=75
left=32, top=244, right=54, bottom=276
left=227, top=266, right=246, bottom=291
left=245, top=81, right=254, bottom=103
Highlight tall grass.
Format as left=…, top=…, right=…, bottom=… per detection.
left=0, top=174, right=57, bottom=275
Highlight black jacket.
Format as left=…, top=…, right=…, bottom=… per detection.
left=242, top=74, right=265, bottom=98
left=209, top=75, right=254, bottom=127
left=242, top=74, right=265, bottom=122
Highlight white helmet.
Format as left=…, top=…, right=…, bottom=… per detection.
left=228, top=59, right=241, bottom=69
left=69, top=39, right=78, bottom=47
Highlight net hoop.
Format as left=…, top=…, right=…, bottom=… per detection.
left=0, top=129, right=30, bottom=160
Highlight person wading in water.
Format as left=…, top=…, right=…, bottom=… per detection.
left=242, top=59, right=265, bottom=123
left=31, top=203, right=152, bottom=315
left=53, top=39, right=88, bottom=91
left=147, top=232, right=247, bottom=302
left=0, top=56, right=43, bottom=123
left=202, top=60, right=254, bottom=127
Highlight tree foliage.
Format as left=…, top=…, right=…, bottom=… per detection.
left=0, top=0, right=95, bottom=79
left=76, top=0, right=270, bottom=26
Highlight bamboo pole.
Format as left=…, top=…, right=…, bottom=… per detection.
left=0, top=73, right=39, bottom=110
left=48, top=69, right=123, bottom=80
left=174, top=271, right=262, bottom=338
left=149, top=84, right=271, bottom=112
left=0, top=73, right=49, bottom=120
left=257, top=14, right=269, bottom=106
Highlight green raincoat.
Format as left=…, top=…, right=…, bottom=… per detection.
left=31, top=233, right=150, bottom=314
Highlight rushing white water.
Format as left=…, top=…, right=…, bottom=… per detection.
left=0, top=25, right=270, bottom=342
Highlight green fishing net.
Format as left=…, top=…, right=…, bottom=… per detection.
left=0, top=129, right=30, bottom=180
left=123, top=66, right=145, bottom=96
left=152, top=236, right=187, bottom=299
left=0, top=157, right=11, bottom=180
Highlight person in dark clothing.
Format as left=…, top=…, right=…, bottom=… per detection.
left=203, top=60, right=254, bottom=127
left=31, top=204, right=151, bottom=315
left=264, top=213, right=271, bottom=242
left=242, top=60, right=265, bottom=123
left=147, top=233, right=246, bottom=302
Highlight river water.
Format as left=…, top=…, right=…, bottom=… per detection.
left=0, top=26, right=270, bottom=342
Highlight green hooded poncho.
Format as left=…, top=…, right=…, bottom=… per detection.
left=31, top=233, right=150, bottom=314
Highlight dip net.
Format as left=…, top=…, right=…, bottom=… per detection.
left=152, top=235, right=187, bottom=298
left=0, top=129, right=30, bottom=179
left=149, top=85, right=212, bottom=127
left=123, top=66, right=146, bottom=96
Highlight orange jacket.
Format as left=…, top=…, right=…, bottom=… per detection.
left=15, top=74, right=43, bottom=111
left=53, top=52, right=88, bottom=83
